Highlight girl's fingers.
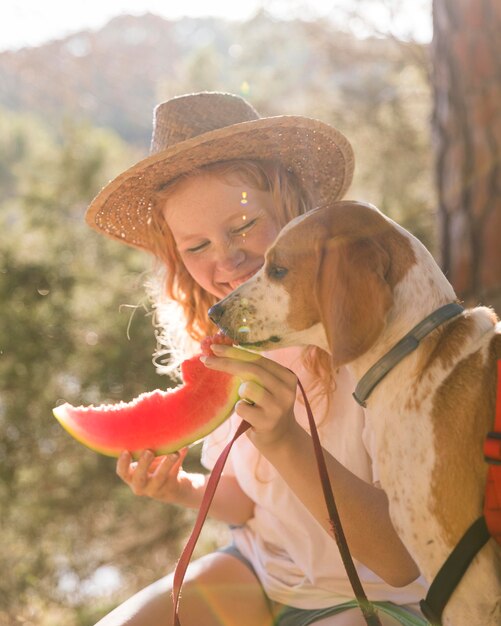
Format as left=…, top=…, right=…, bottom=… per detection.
left=129, top=450, right=155, bottom=491
left=210, top=344, right=261, bottom=362
left=219, top=359, right=296, bottom=408
left=147, top=455, right=170, bottom=473
left=169, top=447, right=189, bottom=475
left=137, top=449, right=155, bottom=473
left=203, top=344, right=297, bottom=388
left=215, top=345, right=296, bottom=387
left=145, top=454, right=175, bottom=489
left=238, top=380, right=269, bottom=406
left=117, top=446, right=189, bottom=494
left=234, top=398, right=263, bottom=421
left=150, top=447, right=188, bottom=482
left=116, top=450, right=132, bottom=480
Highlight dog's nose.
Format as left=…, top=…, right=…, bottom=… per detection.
left=208, top=302, right=225, bottom=325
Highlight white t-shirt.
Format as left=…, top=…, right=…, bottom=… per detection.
left=201, top=346, right=427, bottom=609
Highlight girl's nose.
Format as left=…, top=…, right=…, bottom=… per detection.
left=216, top=245, right=246, bottom=272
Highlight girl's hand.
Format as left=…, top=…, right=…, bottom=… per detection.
left=116, top=446, right=197, bottom=504
left=201, top=344, right=299, bottom=448
left=116, top=446, right=255, bottom=524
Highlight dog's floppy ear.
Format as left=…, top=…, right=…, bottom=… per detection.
left=315, top=236, right=393, bottom=368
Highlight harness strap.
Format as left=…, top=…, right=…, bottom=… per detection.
left=420, top=357, right=501, bottom=625
left=172, top=378, right=382, bottom=626
left=483, top=359, right=501, bottom=543
left=418, top=516, right=490, bottom=626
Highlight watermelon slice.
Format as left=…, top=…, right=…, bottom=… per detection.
left=53, top=335, right=240, bottom=458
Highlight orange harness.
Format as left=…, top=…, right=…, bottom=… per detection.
left=483, top=359, right=501, bottom=544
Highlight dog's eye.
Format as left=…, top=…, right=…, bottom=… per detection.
left=268, top=265, right=288, bottom=279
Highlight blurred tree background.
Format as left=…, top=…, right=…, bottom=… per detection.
left=432, top=0, right=501, bottom=309
left=0, top=1, right=499, bottom=624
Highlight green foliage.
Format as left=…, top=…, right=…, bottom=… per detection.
left=0, top=109, right=197, bottom=624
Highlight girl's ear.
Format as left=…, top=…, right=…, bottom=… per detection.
left=315, top=236, right=393, bottom=368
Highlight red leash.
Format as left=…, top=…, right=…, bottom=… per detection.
left=172, top=378, right=382, bottom=626
left=295, top=378, right=382, bottom=626
left=172, top=419, right=251, bottom=626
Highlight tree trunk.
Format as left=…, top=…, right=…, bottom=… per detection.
left=432, top=0, right=501, bottom=310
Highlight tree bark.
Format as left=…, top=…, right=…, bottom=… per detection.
left=432, top=0, right=501, bottom=309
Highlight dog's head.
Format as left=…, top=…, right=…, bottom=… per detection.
left=209, top=201, right=421, bottom=367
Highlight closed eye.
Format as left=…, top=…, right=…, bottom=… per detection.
left=185, top=218, right=258, bottom=254
left=186, top=240, right=209, bottom=254
left=268, top=264, right=289, bottom=279
left=232, top=218, right=257, bottom=235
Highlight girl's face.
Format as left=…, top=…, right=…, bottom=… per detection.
left=162, top=174, right=281, bottom=298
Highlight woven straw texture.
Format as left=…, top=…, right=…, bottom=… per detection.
left=86, top=93, right=355, bottom=251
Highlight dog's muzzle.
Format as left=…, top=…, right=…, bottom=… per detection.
left=208, top=302, right=225, bottom=326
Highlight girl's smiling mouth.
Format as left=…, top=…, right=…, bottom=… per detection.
left=225, top=268, right=261, bottom=292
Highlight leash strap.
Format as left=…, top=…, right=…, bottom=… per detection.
left=483, top=359, right=501, bottom=543
left=418, top=516, right=490, bottom=625
left=296, top=378, right=382, bottom=626
left=172, top=419, right=251, bottom=626
left=172, top=380, right=382, bottom=626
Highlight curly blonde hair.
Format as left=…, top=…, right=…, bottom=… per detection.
left=145, top=158, right=334, bottom=396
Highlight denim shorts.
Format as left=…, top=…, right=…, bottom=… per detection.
left=219, top=544, right=428, bottom=626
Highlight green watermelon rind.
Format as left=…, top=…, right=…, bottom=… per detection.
left=53, top=354, right=241, bottom=459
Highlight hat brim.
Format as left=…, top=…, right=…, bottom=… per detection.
left=85, top=116, right=354, bottom=251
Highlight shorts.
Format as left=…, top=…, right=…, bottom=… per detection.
left=219, top=544, right=428, bottom=626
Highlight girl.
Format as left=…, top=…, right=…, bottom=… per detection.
left=86, top=92, right=428, bottom=626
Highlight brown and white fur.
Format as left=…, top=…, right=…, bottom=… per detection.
left=210, top=201, right=501, bottom=625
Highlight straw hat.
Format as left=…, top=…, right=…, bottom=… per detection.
left=85, top=91, right=355, bottom=251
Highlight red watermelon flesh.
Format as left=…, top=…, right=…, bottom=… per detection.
left=53, top=335, right=240, bottom=458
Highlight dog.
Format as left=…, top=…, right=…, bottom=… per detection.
left=208, top=201, right=501, bottom=626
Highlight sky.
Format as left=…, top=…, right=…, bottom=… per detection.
left=1, top=0, right=432, bottom=52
